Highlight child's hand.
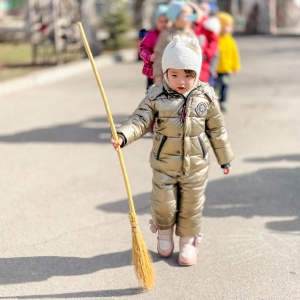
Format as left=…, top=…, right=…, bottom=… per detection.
left=154, top=76, right=163, bottom=83
left=111, top=136, right=123, bottom=151
left=223, top=167, right=230, bottom=175
left=150, top=53, right=156, bottom=62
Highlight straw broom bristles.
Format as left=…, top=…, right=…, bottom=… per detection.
left=77, top=22, right=155, bottom=290
left=129, top=212, right=155, bottom=290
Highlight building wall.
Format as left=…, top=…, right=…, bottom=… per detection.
left=224, top=0, right=300, bottom=34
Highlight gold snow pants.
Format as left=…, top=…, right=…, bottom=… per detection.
left=151, top=162, right=209, bottom=237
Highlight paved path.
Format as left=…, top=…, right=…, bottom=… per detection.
left=0, top=35, right=299, bottom=299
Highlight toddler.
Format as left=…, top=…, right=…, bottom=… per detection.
left=111, top=35, right=233, bottom=266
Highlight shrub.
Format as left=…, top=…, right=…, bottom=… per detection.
left=103, top=1, right=132, bottom=50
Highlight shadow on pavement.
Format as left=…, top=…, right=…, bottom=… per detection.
left=0, top=250, right=133, bottom=285
left=0, top=116, right=125, bottom=144
left=205, top=155, right=300, bottom=233
left=244, top=154, right=300, bottom=163
left=0, top=115, right=153, bottom=144
left=0, top=288, right=144, bottom=299
left=97, top=155, right=300, bottom=234
left=96, top=192, right=151, bottom=215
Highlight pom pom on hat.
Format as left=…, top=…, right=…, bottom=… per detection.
left=155, top=4, right=168, bottom=21
left=162, top=35, right=202, bottom=82
left=167, top=1, right=186, bottom=22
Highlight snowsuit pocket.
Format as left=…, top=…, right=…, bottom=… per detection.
left=198, top=136, right=207, bottom=159
left=156, top=135, right=167, bottom=160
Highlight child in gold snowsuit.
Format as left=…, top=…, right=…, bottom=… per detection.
left=111, top=36, right=233, bottom=266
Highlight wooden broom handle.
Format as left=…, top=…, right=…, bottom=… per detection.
left=77, top=22, right=136, bottom=215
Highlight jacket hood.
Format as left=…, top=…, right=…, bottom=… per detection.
left=203, top=16, right=221, bottom=34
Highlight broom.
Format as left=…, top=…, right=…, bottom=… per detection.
left=77, top=22, right=155, bottom=290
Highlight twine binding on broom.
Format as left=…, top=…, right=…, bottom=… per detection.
left=77, top=22, right=155, bottom=290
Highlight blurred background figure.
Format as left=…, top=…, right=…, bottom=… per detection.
left=136, top=28, right=147, bottom=61
left=215, top=11, right=240, bottom=113
left=191, top=1, right=220, bottom=84
left=139, top=4, right=169, bottom=90
left=153, top=1, right=196, bottom=84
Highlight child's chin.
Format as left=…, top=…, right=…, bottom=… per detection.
left=176, top=89, right=185, bottom=94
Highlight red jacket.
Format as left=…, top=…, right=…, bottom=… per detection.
left=194, top=18, right=219, bottom=82
left=139, top=30, right=160, bottom=79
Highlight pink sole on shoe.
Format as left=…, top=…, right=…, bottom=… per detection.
left=178, top=244, right=198, bottom=266
left=157, top=244, right=174, bottom=258
left=178, top=256, right=197, bottom=266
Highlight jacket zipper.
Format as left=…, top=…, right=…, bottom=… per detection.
left=198, top=136, right=207, bottom=159
left=156, top=136, right=167, bottom=160
left=181, top=96, right=187, bottom=123
left=180, top=88, right=197, bottom=123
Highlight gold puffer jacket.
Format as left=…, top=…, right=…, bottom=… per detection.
left=117, top=81, right=234, bottom=176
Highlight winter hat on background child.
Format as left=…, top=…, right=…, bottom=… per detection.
left=217, top=11, right=234, bottom=29
left=162, top=35, right=202, bottom=87
left=155, top=4, right=168, bottom=22
left=166, top=1, right=186, bottom=22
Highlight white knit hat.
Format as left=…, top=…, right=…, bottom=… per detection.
left=162, top=35, right=202, bottom=84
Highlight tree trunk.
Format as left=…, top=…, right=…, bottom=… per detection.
left=133, top=0, right=144, bottom=29
left=78, top=0, right=102, bottom=57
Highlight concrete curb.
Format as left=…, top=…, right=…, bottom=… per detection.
left=0, top=48, right=136, bottom=97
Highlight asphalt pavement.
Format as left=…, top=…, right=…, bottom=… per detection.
left=0, top=35, right=299, bottom=300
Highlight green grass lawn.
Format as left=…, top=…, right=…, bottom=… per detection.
left=0, top=42, right=40, bottom=81
left=0, top=42, right=84, bottom=81
left=0, top=42, right=32, bottom=64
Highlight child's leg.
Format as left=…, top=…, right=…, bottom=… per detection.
left=176, top=166, right=209, bottom=237
left=151, top=169, right=178, bottom=230
left=147, top=78, right=155, bottom=133
left=147, top=77, right=154, bottom=89
left=176, top=164, right=209, bottom=265
left=217, top=73, right=230, bottom=112
left=151, top=169, right=178, bottom=257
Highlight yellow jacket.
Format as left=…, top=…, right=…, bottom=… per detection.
left=217, top=34, right=240, bottom=73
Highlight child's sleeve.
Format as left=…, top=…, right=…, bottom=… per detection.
left=153, top=31, right=169, bottom=78
left=116, top=96, right=156, bottom=146
left=205, top=88, right=234, bottom=165
left=232, top=37, right=240, bottom=71
left=139, top=34, right=153, bottom=64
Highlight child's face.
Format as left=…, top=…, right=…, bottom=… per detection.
left=156, top=15, right=169, bottom=32
left=175, top=5, right=194, bottom=29
left=167, top=68, right=196, bottom=94
left=222, top=22, right=233, bottom=34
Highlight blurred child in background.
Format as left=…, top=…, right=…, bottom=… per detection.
left=153, top=1, right=197, bottom=83
left=139, top=5, right=169, bottom=89
left=191, top=2, right=220, bottom=84
left=215, top=12, right=240, bottom=112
